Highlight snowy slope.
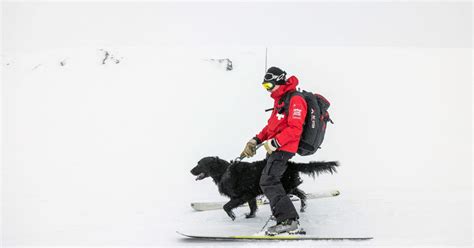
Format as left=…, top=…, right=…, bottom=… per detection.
left=2, top=46, right=472, bottom=248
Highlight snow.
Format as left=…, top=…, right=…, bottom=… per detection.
left=178, top=189, right=471, bottom=247
left=2, top=2, right=472, bottom=248
left=2, top=45, right=471, bottom=248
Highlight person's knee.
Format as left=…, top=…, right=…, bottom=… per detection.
left=260, top=174, right=277, bottom=190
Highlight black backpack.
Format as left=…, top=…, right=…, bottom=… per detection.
left=271, top=90, right=333, bottom=156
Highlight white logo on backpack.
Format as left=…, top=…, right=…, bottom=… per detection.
left=311, top=108, right=316, bottom=128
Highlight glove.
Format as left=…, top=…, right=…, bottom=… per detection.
left=240, top=138, right=258, bottom=158
left=263, top=138, right=280, bottom=154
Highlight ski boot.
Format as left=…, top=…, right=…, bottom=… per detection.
left=265, top=218, right=302, bottom=236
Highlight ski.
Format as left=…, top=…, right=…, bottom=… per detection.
left=191, top=190, right=340, bottom=211
left=177, top=231, right=372, bottom=241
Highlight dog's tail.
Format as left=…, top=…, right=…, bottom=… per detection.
left=293, top=161, right=339, bottom=178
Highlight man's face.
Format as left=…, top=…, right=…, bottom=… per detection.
left=270, top=85, right=280, bottom=92
left=262, top=82, right=280, bottom=92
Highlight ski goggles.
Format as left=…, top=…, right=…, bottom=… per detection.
left=264, top=72, right=286, bottom=82
left=262, top=81, right=276, bottom=90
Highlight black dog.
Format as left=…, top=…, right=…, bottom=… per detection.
left=190, top=156, right=338, bottom=220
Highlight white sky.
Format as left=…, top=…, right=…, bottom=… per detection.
left=2, top=1, right=472, bottom=54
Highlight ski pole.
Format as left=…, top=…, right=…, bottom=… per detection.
left=259, top=215, right=273, bottom=233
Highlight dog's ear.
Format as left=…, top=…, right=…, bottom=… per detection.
left=213, top=156, right=224, bottom=166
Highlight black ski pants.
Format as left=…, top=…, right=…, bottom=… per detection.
left=259, top=150, right=299, bottom=223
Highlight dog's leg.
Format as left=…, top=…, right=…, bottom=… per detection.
left=245, top=198, right=258, bottom=218
left=223, top=198, right=244, bottom=221
left=293, top=188, right=307, bottom=212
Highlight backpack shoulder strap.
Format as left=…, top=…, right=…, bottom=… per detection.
left=280, top=90, right=303, bottom=114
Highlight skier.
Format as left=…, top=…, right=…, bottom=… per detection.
left=240, top=66, right=307, bottom=235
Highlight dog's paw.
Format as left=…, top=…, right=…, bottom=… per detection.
left=225, top=210, right=236, bottom=221
left=245, top=213, right=256, bottom=218
left=300, top=204, right=306, bottom=213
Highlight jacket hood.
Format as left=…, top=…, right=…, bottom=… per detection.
left=270, top=76, right=299, bottom=100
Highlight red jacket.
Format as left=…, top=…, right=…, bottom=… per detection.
left=255, top=76, right=307, bottom=154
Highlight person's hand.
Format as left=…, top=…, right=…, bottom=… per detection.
left=263, top=138, right=279, bottom=154
left=240, top=138, right=257, bottom=158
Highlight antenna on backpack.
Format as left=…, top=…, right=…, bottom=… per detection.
left=264, top=47, right=268, bottom=73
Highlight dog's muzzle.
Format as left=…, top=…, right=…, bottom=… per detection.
left=195, top=172, right=207, bottom=181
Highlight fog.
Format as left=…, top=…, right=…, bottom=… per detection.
left=2, top=2, right=471, bottom=247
